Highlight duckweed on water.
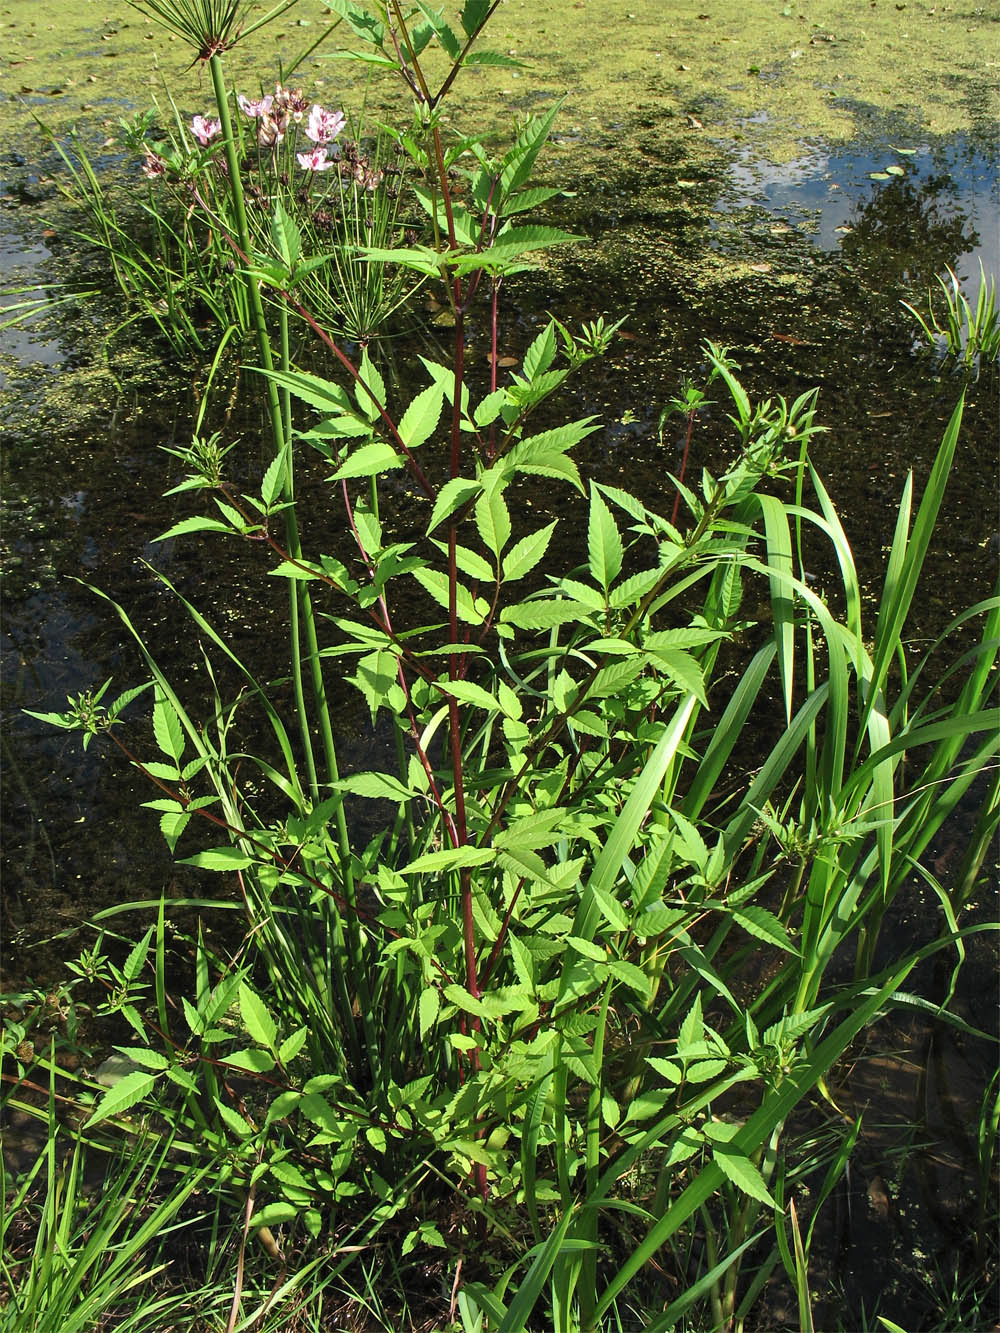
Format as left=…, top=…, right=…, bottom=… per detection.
left=3, top=0, right=997, bottom=171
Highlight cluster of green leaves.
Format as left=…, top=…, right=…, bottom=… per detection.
left=10, top=2, right=999, bottom=1330
left=48, top=352, right=997, bottom=1330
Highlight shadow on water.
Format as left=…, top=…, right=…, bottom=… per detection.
left=1, top=115, right=997, bottom=1328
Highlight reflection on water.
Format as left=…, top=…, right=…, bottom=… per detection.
left=0, top=228, right=66, bottom=377
left=720, top=135, right=997, bottom=293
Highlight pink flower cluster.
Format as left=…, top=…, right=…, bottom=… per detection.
left=235, top=82, right=346, bottom=171
left=306, top=104, right=345, bottom=145
left=296, top=146, right=336, bottom=173
left=296, top=104, right=345, bottom=172
left=237, top=93, right=273, bottom=119
left=237, top=82, right=323, bottom=150
left=190, top=114, right=221, bottom=147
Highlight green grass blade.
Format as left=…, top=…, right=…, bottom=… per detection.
left=861, top=395, right=964, bottom=739
left=569, top=694, right=697, bottom=949
left=591, top=944, right=939, bottom=1321
left=756, top=494, right=795, bottom=722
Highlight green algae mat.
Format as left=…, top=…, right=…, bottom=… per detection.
left=2, top=0, right=997, bottom=170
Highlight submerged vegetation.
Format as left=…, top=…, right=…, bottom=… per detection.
left=2, top=2, right=998, bottom=1331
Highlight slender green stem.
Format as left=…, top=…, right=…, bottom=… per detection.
left=278, top=300, right=319, bottom=801
left=207, top=52, right=379, bottom=1083
left=699, top=1202, right=727, bottom=1333
left=579, top=981, right=612, bottom=1333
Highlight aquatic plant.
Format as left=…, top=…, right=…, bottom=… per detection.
left=902, top=260, right=1000, bottom=370
left=43, top=68, right=421, bottom=357
left=6, top=2, right=999, bottom=1330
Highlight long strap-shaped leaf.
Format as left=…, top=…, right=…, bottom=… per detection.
left=567, top=694, right=697, bottom=956
left=860, top=392, right=964, bottom=741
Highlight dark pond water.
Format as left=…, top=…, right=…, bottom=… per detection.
left=1, top=117, right=997, bottom=1327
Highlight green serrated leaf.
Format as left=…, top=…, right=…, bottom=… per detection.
left=261, top=453, right=286, bottom=507
left=416, top=0, right=461, bottom=57
left=180, top=846, right=255, bottom=871
left=473, top=388, right=508, bottom=428
left=713, top=1145, right=775, bottom=1204
left=502, top=102, right=564, bottom=195
left=268, top=560, right=321, bottom=581
left=153, top=690, right=185, bottom=763
left=459, top=0, right=490, bottom=36
left=271, top=198, right=301, bottom=267
left=223, top=1048, right=276, bottom=1074
left=249, top=1202, right=299, bottom=1229
left=411, top=567, right=488, bottom=624
left=445, top=540, right=494, bottom=583
left=523, top=321, right=557, bottom=380
left=398, top=380, right=445, bottom=449
left=256, top=367, right=353, bottom=416
left=85, top=1070, right=157, bottom=1128
left=155, top=515, right=235, bottom=542
left=646, top=647, right=708, bottom=707
left=356, top=347, right=387, bottom=423
left=331, top=442, right=403, bottom=481
left=216, top=1098, right=255, bottom=1139
left=427, top=477, right=481, bottom=534
left=686, top=1059, right=730, bottom=1083
left=731, top=904, right=799, bottom=953
left=419, top=987, right=440, bottom=1040
left=401, top=845, right=495, bottom=875
left=239, top=982, right=278, bottom=1050
left=502, top=519, right=558, bottom=581
left=500, top=598, right=593, bottom=630
left=114, top=1046, right=170, bottom=1071
left=159, top=809, right=190, bottom=854
left=122, top=927, right=155, bottom=983
left=567, top=936, right=606, bottom=961
left=452, top=225, right=582, bottom=274
left=438, top=677, right=506, bottom=714
left=678, top=993, right=704, bottom=1055
left=502, top=185, right=565, bottom=215
left=278, top=1026, right=308, bottom=1065
left=337, top=771, right=413, bottom=800
left=588, top=657, right=645, bottom=698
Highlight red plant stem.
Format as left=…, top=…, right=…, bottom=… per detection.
left=488, top=277, right=501, bottom=462
left=401, top=667, right=460, bottom=848
left=388, top=0, right=433, bottom=105
left=338, top=479, right=463, bottom=846
left=477, top=875, right=527, bottom=987
left=671, top=405, right=697, bottom=527
left=476, top=570, right=504, bottom=644
left=427, top=0, right=505, bottom=107
left=420, top=104, right=490, bottom=1202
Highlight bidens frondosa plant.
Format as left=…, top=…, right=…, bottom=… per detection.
left=16, top=2, right=1000, bottom=1330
